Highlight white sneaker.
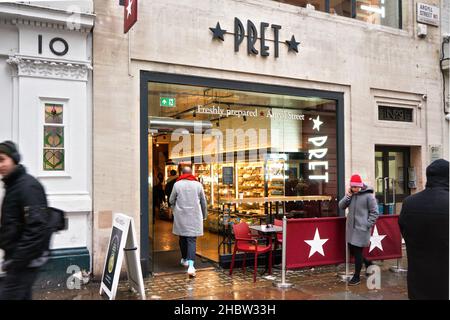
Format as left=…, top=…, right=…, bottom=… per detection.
left=180, top=259, right=189, bottom=267
left=187, top=265, right=196, bottom=277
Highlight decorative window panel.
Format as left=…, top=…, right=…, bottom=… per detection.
left=43, top=103, right=65, bottom=171
left=378, top=106, right=413, bottom=122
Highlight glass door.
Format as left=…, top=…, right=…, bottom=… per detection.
left=375, top=146, right=410, bottom=215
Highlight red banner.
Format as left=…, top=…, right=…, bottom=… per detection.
left=124, top=0, right=138, bottom=34
left=364, top=215, right=402, bottom=261
left=280, top=215, right=402, bottom=270
left=284, top=217, right=346, bottom=269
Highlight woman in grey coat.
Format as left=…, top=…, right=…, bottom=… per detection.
left=169, top=166, right=207, bottom=277
left=339, top=174, right=379, bottom=285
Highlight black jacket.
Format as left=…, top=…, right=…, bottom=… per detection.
left=399, top=159, right=449, bottom=300
left=0, top=165, right=50, bottom=270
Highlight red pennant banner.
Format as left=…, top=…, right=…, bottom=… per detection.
left=280, top=215, right=402, bottom=270
left=124, top=0, right=138, bottom=34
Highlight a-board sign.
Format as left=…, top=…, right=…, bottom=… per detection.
left=99, top=213, right=146, bottom=300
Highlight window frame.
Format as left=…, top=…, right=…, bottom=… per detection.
left=38, top=97, right=71, bottom=177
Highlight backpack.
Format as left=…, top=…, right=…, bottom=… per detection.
left=47, top=207, right=67, bottom=232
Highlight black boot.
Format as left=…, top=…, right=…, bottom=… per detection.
left=348, top=275, right=361, bottom=286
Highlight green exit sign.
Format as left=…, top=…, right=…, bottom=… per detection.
left=160, top=97, right=176, bottom=107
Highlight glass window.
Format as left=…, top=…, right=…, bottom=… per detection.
left=43, top=103, right=65, bottom=171
left=273, top=0, right=327, bottom=12
left=148, top=83, right=338, bottom=218
left=272, top=0, right=401, bottom=29
left=329, top=0, right=352, bottom=17
left=356, top=0, right=401, bottom=29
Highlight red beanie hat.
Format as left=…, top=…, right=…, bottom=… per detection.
left=350, top=174, right=364, bottom=187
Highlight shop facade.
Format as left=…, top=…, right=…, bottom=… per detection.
left=0, top=1, right=94, bottom=282
left=93, top=0, right=448, bottom=277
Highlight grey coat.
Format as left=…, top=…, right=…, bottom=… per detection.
left=169, top=179, right=208, bottom=237
left=338, top=184, right=379, bottom=247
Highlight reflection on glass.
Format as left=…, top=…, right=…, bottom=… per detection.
left=148, top=82, right=338, bottom=226
left=375, top=151, right=383, bottom=195
left=389, top=151, right=404, bottom=195
left=356, top=0, right=400, bottom=29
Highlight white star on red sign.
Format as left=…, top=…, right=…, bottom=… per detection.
left=126, top=0, right=133, bottom=18
left=369, top=226, right=386, bottom=252
left=304, top=228, right=328, bottom=258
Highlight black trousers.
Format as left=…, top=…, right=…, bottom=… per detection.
left=179, top=236, right=197, bottom=261
left=348, top=244, right=372, bottom=278
left=0, top=267, right=40, bottom=300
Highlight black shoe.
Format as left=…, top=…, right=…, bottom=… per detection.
left=348, top=276, right=361, bottom=286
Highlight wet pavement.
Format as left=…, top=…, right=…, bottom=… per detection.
left=33, top=254, right=408, bottom=300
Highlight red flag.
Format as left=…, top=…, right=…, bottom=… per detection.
left=364, top=215, right=402, bottom=260
left=124, top=0, right=138, bottom=34
left=285, top=217, right=346, bottom=269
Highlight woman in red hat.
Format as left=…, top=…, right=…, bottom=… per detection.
left=339, top=174, right=379, bottom=285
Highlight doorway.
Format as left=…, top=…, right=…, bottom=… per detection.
left=375, top=146, right=411, bottom=215
left=150, top=132, right=216, bottom=274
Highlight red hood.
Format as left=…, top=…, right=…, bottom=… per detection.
left=176, top=174, right=197, bottom=182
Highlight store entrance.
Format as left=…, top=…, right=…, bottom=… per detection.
left=375, top=146, right=411, bottom=215
left=150, top=130, right=216, bottom=274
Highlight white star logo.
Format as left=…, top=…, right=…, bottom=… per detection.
left=304, top=228, right=328, bottom=258
left=369, top=226, right=386, bottom=253
left=312, top=115, right=324, bottom=132
left=126, top=0, right=133, bottom=18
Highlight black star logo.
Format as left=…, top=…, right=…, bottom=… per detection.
left=209, top=22, right=226, bottom=41
left=285, top=35, right=300, bottom=53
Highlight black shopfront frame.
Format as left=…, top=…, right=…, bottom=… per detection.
left=140, top=71, right=345, bottom=276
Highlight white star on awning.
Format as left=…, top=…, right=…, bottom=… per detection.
left=304, top=228, right=328, bottom=258
left=369, top=226, right=386, bottom=252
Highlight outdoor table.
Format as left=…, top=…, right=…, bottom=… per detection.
left=249, top=224, right=283, bottom=275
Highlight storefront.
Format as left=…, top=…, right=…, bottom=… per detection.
left=141, top=72, right=345, bottom=271
left=93, top=0, right=448, bottom=278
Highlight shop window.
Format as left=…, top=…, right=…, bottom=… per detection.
left=273, top=0, right=401, bottom=29
left=148, top=82, right=339, bottom=220
left=273, top=0, right=327, bottom=12
left=329, top=0, right=352, bottom=17
left=43, top=103, right=65, bottom=171
left=355, top=0, right=401, bottom=29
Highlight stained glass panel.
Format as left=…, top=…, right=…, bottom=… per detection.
left=45, top=103, right=63, bottom=124
left=43, top=149, right=65, bottom=171
left=44, top=126, right=64, bottom=148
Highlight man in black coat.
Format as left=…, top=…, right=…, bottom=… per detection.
left=399, top=158, right=449, bottom=300
left=0, top=141, right=50, bottom=300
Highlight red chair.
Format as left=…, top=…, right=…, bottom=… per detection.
left=229, top=222, right=273, bottom=282
left=273, top=219, right=283, bottom=265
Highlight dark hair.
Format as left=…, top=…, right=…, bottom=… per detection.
left=170, top=170, right=177, bottom=176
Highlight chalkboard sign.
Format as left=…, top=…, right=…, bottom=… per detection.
left=100, top=214, right=146, bottom=300
left=102, top=226, right=123, bottom=291
left=222, top=166, right=234, bottom=185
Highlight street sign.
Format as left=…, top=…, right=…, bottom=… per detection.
left=417, top=3, right=440, bottom=27
left=100, top=213, right=146, bottom=300
left=160, top=97, right=176, bottom=107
